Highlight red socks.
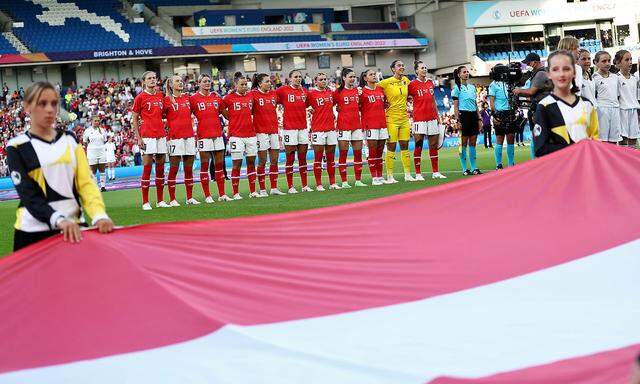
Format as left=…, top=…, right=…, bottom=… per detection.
left=247, top=164, right=256, bottom=194
left=257, top=164, right=266, bottom=191
left=214, top=162, right=226, bottom=197
left=326, top=150, right=336, bottom=185
left=231, top=167, right=240, bottom=195
left=141, top=164, right=152, bottom=204
left=184, top=166, right=193, bottom=200
left=414, top=146, right=423, bottom=175
left=429, top=148, right=439, bottom=173
left=285, top=151, right=295, bottom=189
left=368, top=146, right=378, bottom=178
left=154, top=163, right=164, bottom=202
left=199, top=160, right=211, bottom=198
left=353, top=149, right=363, bottom=181
left=313, top=149, right=324, bottom=186
left=269, top=163, right=279, bottom=189
left=168, top=165, right=178, bottom=201
left=297, top=151, right=308, bottom=188
left=338, top=149, right=348, bottom=183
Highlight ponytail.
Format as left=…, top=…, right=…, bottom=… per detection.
left=251, top=73, right=268, bottom=90
left=337, top=67, right=354, bottom=92
left=453, top=66, right=465, bottom=89
left=164, top=75, right=176, bottom=103
left=613, top=49, right=630, bottom=75
left=358, top=70, right=370, bottom=88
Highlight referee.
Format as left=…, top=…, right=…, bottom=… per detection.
left=7, top=82, right=114, bottom=251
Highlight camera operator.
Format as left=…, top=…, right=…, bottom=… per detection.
left=488, top=64, right=517, bottom=169
left=513, top=53, right=553, bottom=158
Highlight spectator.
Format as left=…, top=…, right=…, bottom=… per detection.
left=198, top=15, right=206, bottom=27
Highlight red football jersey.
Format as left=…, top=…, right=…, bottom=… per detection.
left=306, top=88, right=335, bottom=132
left=276, top=85, right=307, bottom=130
left=251, top=89, right=278, bottom=134
left=408, top=78, right=438, bottom=122
left=221, top=92, right=255, bottom=138
left=189, top=91, right=223, bottom=139
left=333, top=87, right=361, bottom=131
left=163, top=94, right=193, bottom=139
left=359, top=86, right=387, bottom=130
left=132, top=90, right=165, bottom=138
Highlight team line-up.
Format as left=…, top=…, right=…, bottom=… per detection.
left=86, top=60, right=450, bottom=210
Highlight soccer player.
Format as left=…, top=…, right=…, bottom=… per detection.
left=221, top=72, right=258, bottom=199
left=334, top=68, right=366, bottom=188
left=533, top=51, right=599, bottom=156
left=593, top=51, right=621, bottom=144
left=377, top=60, right=414, bottom=183
left=408, top=61, right=446, bottom=179
left=452, top=65, right=482, bottom=175
left=251, top=73, right=285, bottom=196
left=613, top=50, right=639, bottom=148
left=359, top=69, right=388, bottom=186
left=277, top=70, right=312, bottom=193
left=7, top=81, right=113, bottom=251
left=83, top=115, right=108, bottom=191
left=164, top=75, right=199, bottom=206
left=190, top=73, right=230, bottom=203
left=578, top=49, right=596, bottom=106
left=307, top=72, right=339, bottom=191
left=487, top=65, right=516, bottom=169
left=132, top=71, right=169, bottom=210
left=104, top=135, right=116, bottom=181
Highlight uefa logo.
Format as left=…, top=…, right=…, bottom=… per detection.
left=492, top=10, right=501, bottom=20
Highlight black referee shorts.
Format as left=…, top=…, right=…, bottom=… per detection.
left=459, top=111, right=479, bottom=137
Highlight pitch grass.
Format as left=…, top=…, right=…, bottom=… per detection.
left=0, top=146, right=531, bottom=257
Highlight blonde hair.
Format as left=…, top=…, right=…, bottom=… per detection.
left=164, top=75, right=181, bottom=103
left=557, top=36, right=579, bottom=51
left=24, top=81, right=58, bottom=107
left=141, top=71, right=156, bottom=91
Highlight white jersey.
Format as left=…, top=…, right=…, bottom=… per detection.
left=104, top=142, right=116, bottom=157
left=617, top=73, right=640, bottom=109
left=592, top=72, right=620, bottom=108
left=83, top=127, right=107, bottom=150
left=574, top=64, right=583, bottom=96
left=580, top=77, right=597, bottom=108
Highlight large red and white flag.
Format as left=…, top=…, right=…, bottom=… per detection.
left=0, top=140, right=638, bottom=383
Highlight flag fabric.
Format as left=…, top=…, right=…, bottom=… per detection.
left=0, top=140, right=638, bottom=383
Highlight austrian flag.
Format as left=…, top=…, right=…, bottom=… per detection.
left=0, top=141, right=638, bottom=383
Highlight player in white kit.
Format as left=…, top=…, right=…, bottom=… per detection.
left=104, top=135, right=117, bottom=181
left=578, top=49, right=597, bottom=107
left=82, top=115, right=108, bottom=191
left=613, top=50, right=640, bottom=148
left=592, top=51, right=621, bottom=143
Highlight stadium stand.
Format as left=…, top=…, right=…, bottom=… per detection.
left=0, top=0, right=171, bottom=52
left=193, top=8, right=335, bottom=26
left=327, top=22, right=410, bottom=32
left=0, top=34, right=19, bottom=54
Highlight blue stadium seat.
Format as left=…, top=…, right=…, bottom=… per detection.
left=0, top=34, right=18, bottom=54
left=0, top=0, right=171, bottom=52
